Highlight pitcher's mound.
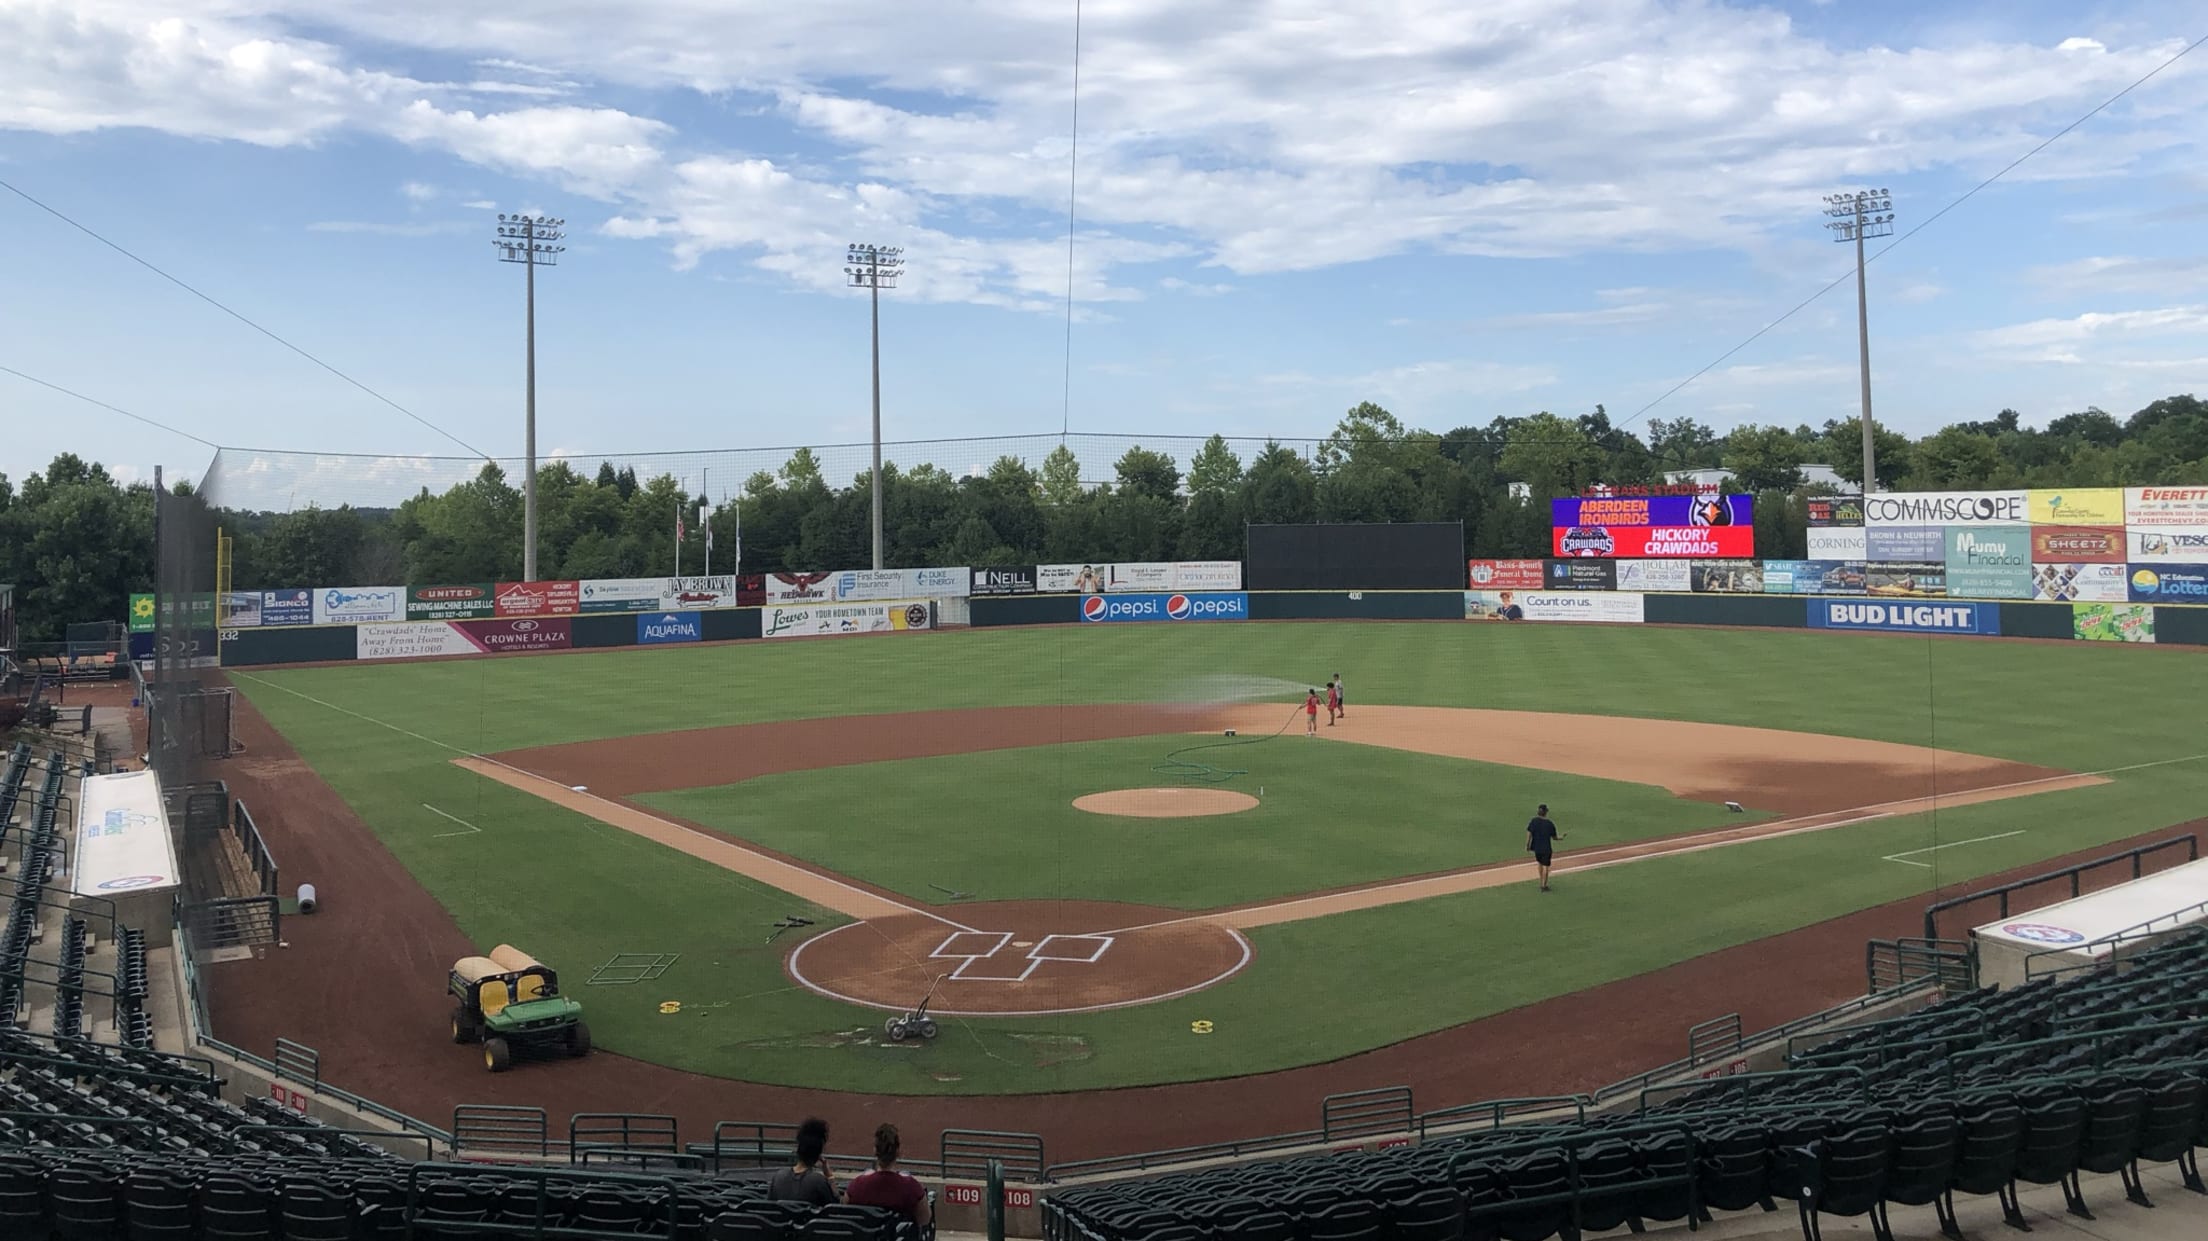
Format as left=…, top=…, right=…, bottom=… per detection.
left=1074, top=787, right=1258, bottom=818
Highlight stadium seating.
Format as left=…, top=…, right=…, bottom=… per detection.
left=1041, top=928, right=2208, bottom=1241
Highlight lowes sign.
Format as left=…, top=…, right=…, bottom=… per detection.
left=636, top=612, right=703, bottom=644
left=1807, top=600, right=2002, bottom=636
left=1078, top=592, right=1249, bottom=623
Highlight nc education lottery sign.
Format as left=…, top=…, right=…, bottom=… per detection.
left=2129, top=565, right=2208, bottom=604
left=1808, top=600, right=2002, bottom=636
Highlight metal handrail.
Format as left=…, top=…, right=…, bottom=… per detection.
left=1925, top=835, right=2200, bottom=941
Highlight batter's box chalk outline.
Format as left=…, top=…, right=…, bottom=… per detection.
left=949, top=953, right=1042, bottom=983
left=1030, top=934, right=1114, bottom=964
left=587, top=952, right=682, bottom=986
left=931, top=931, right=1012, bottom=960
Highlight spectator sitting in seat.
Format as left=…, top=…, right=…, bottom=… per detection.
left=766, top=1117, right=840, bottom=1205
left=844, top=1122, right=932, bottom=1228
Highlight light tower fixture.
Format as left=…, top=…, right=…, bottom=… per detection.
left=1824, top=189, right=1894, bottom=495
left=845, top=242, right=905, bottom=571
left=495, top=213, right=567, bottom=582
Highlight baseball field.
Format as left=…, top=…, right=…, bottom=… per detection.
left=220, top=621, right=2207, bottom=1102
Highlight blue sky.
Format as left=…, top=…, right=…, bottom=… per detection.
left=1, top=0, right=2205, bottom=504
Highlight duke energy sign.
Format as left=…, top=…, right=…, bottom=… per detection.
left=1807, top=600, right=2002, bottom=636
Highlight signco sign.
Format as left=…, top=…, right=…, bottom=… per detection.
left=1863, top=490, right=2028, bottom=527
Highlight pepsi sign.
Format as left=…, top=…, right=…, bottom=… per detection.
left=1077, top=592, right=1249, bottom=623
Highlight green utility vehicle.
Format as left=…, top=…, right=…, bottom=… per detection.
left=448, top=944, right=591, bottom=1072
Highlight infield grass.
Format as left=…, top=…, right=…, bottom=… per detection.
left=230, top=622, right=2208, bottom=1093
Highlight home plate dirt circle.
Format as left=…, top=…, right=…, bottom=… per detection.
left=1073, top=787, right=1259, bottom=818
left=786, top=899, right=1251, bottom=1016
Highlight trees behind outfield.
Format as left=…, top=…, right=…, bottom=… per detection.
left=3, top=394, right=2204, bottom=641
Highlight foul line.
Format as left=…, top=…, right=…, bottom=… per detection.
left=422, top=804, right=482, bottom=839
left=1883, top=830, right=2028, bottom=868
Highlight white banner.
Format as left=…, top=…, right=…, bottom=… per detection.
left=220, top=591, right=262, bottom=628
left=1170, top=561, right=1243, bottom=590
left=765, top=572, right=837, bottom=603
left=2126, top=486, right=2208, bottom=527
left=1614, top=560, right=1691, bottom=592
left=2031, top=563, right=2129, bottom=602
left=313, top=585, right=403, bottom=624
left=1807, top=527, right=1870, bottom=559
left=762, top=601, right=936, bottom=639
left=1037, top=562, right=1240, bottom=593
left=1863, top=490, right=2029, bottom=527
left=1521, top=591, right=1645, bottom=623
left=2128, top=528, right=2208, bottom=564
left=661, top=575, right=739, bottom=609
left=1037, top=564, right=1109, bottom=593
left=578, top=578, right=666, bottom=611
left=357, top=621, right=477, bottom=661
left=827, top=567, right=971, bottom=602
left=73, top=770, right=180, bottom=896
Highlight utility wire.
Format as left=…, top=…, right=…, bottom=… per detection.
left=1618, top=30, right=2208, bottom=433
left=0, top=176, right=493, bottom=460
left=0, top=364, right=220, bottom=449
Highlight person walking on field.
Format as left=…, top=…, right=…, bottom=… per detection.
left=1305, top=688, right=1320, bottom=735
left=1326, top=677, right=1341, bottom=726
left=1333, top=672, right=1345, bottom=718
left=1527, top=803, right=1564, bottom=892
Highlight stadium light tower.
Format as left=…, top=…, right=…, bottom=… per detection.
left=495, top=214, right=566, bottom=582
left=846, top=242, right=904, bottom=570
left=1825, top=189, right=1894, bottom=494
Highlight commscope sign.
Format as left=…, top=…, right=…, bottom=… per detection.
left=1807, top=600, right=2002, bottom=635
left=1863, top=490, right=2028, bottom=526
left=1077, top=592, right=1249, bottom=623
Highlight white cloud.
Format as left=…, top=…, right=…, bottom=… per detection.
left=399, top=180, right=436, bottom=201
left=1972, top=306, right=2208, bottom=364
left=1159, top=276, right=1233, bottom=296
left=306, top=219, right=469, bottom=236
left=2028, top=255, right=2208, bottom=296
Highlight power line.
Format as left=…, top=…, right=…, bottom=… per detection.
left=0, top=363, right=220, bottom=449
left=1060, top=0, right=1085, bottom=441
left=1618, top=30, right=2208, bottom=433
left=0, top=176, right=493, bottom=460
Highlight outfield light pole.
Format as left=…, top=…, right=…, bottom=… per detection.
left=1825, top=189, right=1893, bottom=494
left=495, top=214, right=566, bottom=582
left=846, top=242, right=904, bottom=570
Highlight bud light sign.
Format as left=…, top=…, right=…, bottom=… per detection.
left=1807, top=600, right=2002, bottom=635
left=1078, top=592, right=1249, bottom=623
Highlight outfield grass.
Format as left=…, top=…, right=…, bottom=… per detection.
left=230, top=622, right=2208, bottom=1094
left=640, top=736, right=1765, bottom=908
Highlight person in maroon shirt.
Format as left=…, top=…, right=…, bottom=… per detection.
left=843, top=1123, right=932, bottom=1228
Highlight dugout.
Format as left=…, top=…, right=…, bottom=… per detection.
left=1245, top=522, right=1465, bottom=591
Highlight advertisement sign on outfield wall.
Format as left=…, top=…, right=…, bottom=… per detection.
left=1550, top=495, right=1753, bottom=528
left=828, top=567, right=969, bottom=602
left=314, top=586, right=402, bottom=625
left=220, top=592, right=262, bottom=628
left=260, top=590, right=312, bottom=627
left=2128, top=529, right=2208, bottom=564
left=494, top=580, right=579, bottom=617
left=2027, top=488, right=2125, bottom=526
left=1808, top=600, right=2001, bottom=635
left=1761, top=561, right=1862, bottom=595
left=1944, top=526, right=2033, bottom=600
left=970, top=566, right=1038, bottom=595
left=1077, top=592, right=1249, bottom=623
left=2129, top=564, right=2208, bottom=604
left=406, top=583, right=495, bottom=620
left=2032, top=526, right=2126, bottom=563
left=2032, top=563, right=2129, bottom=602
left=762, top=601, right=936, bottom=638
left=1866, top=561, right=1946, bottom=597
left=1806, top=496, right=1865, bottom=527
left=356, top=622, right=477, bottom=661
left=1614, top=560, right=1692, bottom=592
left=1466, top=590, right=1645, bottom=624
left=662, top=576, right=738, bottom=609
left=2125, top=486, right=2208, bottom=527
left=636, top=612, right=703, bottom=645
left=579, top=578, right=667, bottom=612
left=1036, top=562, right=1242, bottom=593
left=1808, top=527, right=1870, bottom=560
left=1467, top=559, right=1545, bottom=590
left=2074, top=602, right=2155, bottom=644
left=1865, top=526, right=1943, bottom=560
left=1543, top=560, right=1616, bottom=590
left=1690, top=560, right=1763, bottom=593
left=1863, top=490, right=2028, bottom=527
left=457, top=618, right=573, bottom=653
left=766, top=572, right=836, bottom=603
left=1552, top=525, right=1756, bottom=558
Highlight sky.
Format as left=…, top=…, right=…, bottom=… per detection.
left=1, top=0, right=2205, bottom=504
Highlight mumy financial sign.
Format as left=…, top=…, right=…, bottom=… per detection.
left=1862, top=490, right=2028, bottom=527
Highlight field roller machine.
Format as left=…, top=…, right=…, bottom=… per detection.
left=448, top=944, right=591, bottom=1072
